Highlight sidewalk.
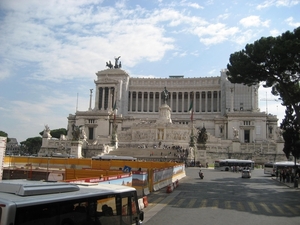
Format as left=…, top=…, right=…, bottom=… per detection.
left=272, top=177, right=299, bottom=189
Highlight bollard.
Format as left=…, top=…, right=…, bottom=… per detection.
left=294, top=178, right=298, bottom=188
left=166, top=184, right=173, bottom=193
left=143, top=196, right=148, bottom=207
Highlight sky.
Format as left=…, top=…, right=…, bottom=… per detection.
left=0, top=0, right=299, bottom=143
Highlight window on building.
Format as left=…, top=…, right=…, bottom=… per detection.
left=243, top=121, right=251, bottom=126
left=88, top=127, right=94, bottom=140
left=244, top=130, right=250, bottom=143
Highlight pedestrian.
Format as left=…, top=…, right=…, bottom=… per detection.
left=283, top=169, right=286, bottom=183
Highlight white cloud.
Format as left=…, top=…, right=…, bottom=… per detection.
left=0, top=62, right=11, bottom=80
left=192, top=23, right=239, bottom=45
left=0, top=2, right=181, bottom=81
left=208, top=69, right=217, bottom=75
left=159, top=0, right=204, bottom=9
left=276, top=0, right=300, bottom=7
left=183, top=2, right=204, bottom=9
left=256, top=0, right=275, bottom=9
left=217, top=13, right=230, bottom=21
left=257, top=0, right=300, bottom=9
left=270, top=29, right=281, bottom=36
left=239, top=16, right=270, bottom=28
left=232, top=29, right=257, bottom=46
left=172, top=51, right=187, bottom=57
left=285, top=17, right=300, bottom=27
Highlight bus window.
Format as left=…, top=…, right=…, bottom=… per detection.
left=0, top=207, right=2, bottom=224
left=16, top=203, right=58, bottom=225
left=214, top=159, right=255, bottom=171
left=121, top=196, right=133, bottom=225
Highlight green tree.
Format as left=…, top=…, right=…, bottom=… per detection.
left=226, top=26, right=300, bottom=126
left=0, top=130, right=10, bottom=142
left=39, top=128, right=67, bottom=139
left=281, top=105, right=300, bottom=159
left=20, top=137, right=42, bottom=155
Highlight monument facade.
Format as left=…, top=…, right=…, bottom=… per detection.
left=39, top=58, right=285, bottom=164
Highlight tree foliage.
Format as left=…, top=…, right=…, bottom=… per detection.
left=20, top=137, right=42, bottom=155
left=0, top=130, right=10, bottom=142
left=39, top=128, right=67, bottom=139
left=226, top=26, right=300, bottom=125
left=281, top=105, right=300, bottom=159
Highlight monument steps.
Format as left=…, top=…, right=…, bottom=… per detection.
left=106, top=147, right=186, bottom=160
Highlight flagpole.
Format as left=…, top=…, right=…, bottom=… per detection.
left=188, top=92, right=196, bottom=166
left=111, top=90, right=118, bottom=147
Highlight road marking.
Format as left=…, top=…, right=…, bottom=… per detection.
left=259, top=203, right=272, bottom=213
left=199, top=199, right=207, bottom=208
left=152, top=197, right=164, bottom=204
left=212, top=200, right=218, bottom=209
left=272, top=203, right=284, bottom=214
left=175, top=198, right=185, bottom=207
left=237, top=202, right=245, bottom=211
left=248, top=202, right=258, bottom=212
left=163, top=197, right=174, bottom=205
left=284, top=204, right=298, bottom=215
left=224, top=201, right=231, bottom=209
left=187, top=199, right=197, bottom=208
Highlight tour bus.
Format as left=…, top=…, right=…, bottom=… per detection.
left=0, top=179, right=144, bottom=225
left=264, top=162, right=275, bottom=176
left=273, top=161, right=300, bottom=173
left=214, top=159, right=255, bottom=171
left=92, top=155, right=137, bottom=161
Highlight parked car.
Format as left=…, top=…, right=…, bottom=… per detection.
left=241, top=169, right=251, bottom=178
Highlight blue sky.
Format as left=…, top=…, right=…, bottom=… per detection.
left=0, top=0, right=299, bottom=142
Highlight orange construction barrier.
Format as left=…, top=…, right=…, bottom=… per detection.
left=143, top=196, right=148, bottom=207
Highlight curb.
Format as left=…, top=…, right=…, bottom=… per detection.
left=272, top=177, right=299, bottom=189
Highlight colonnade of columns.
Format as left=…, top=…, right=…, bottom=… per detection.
left=96, top=86, right=116, bottom=111
left=128, top=90, right=221, bottom=113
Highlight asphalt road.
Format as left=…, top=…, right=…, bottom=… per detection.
left=143, top=167, right=300, bottom=225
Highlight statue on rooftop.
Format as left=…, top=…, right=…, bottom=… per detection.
left=106, top=56, right=122, bottom=69
left=42, top=125, right=52, bottom=138
left=161, top=87, right=169, bottom=104
left=71, top=124, right=81, bottom=141
left=106, top=61, right=113, bottom=69
left=114, top=56, right=121, bottom=69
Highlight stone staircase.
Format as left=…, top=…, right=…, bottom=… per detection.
left=106, top=146, right=188, bottom=162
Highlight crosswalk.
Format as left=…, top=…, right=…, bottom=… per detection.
left=148, top=197, right=300, bottom=215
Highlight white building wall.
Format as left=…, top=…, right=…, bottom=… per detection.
left=62, top=68, right=280, bottom=148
